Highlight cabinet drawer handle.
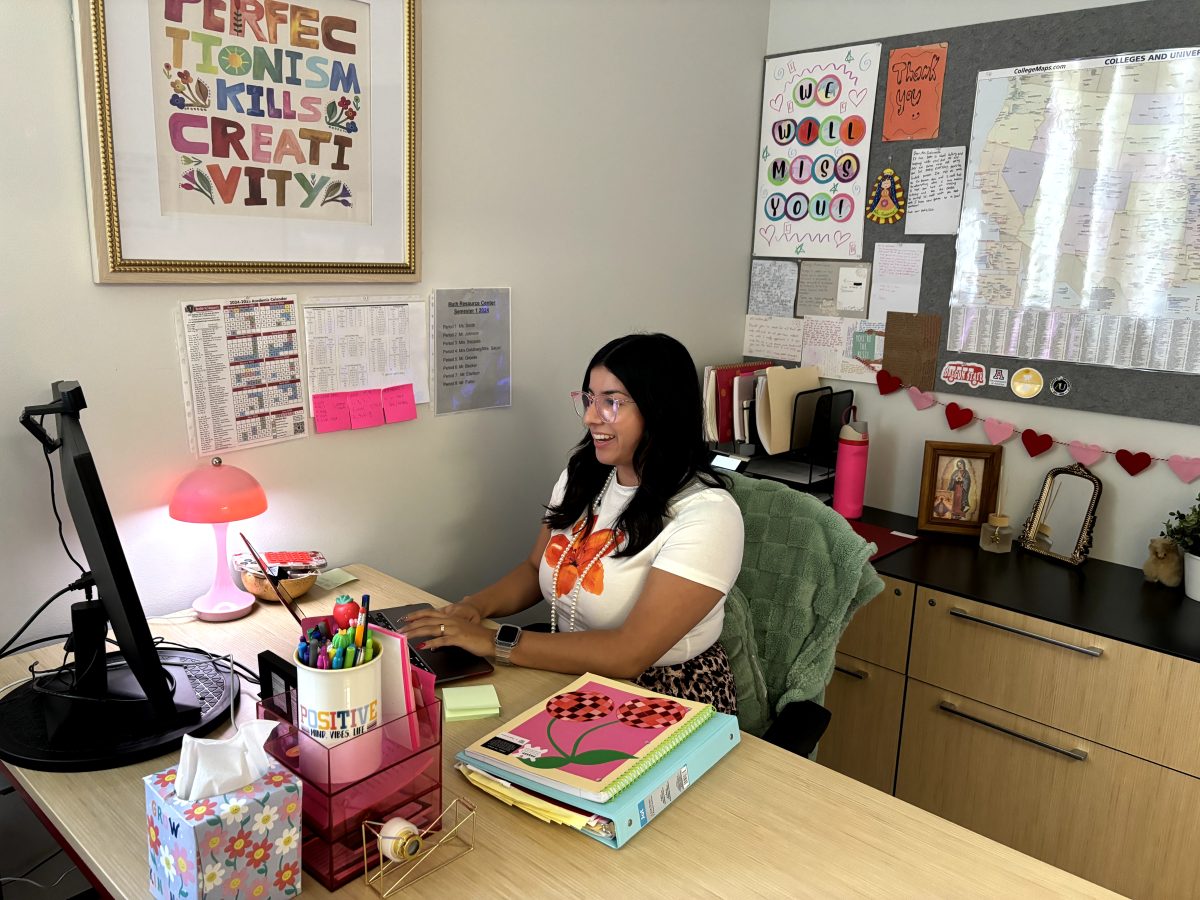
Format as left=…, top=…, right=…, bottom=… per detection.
left=938, top=701, right=1088, bottom=761
left=834, top=664, right=868, bottom=680
left=949, top=608, right=1103, bottom=657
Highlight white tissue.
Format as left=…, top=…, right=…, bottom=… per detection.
left=174, top=720, right=281, bottom=802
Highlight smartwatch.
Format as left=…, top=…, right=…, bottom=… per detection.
left=493, top=624, right=523, bottom=665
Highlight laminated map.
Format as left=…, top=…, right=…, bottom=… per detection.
left=948, top=48, right=1200, bottom=375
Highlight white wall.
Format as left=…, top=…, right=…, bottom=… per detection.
left=0, top=0, right=769, bottom=642
left=769, top=0, right=1199, bottom=569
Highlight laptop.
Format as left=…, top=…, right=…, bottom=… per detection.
left=367, top=603, right=494, bottom=685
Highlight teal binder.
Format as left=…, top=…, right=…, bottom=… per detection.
left=456, top=710, right=741, bottom=848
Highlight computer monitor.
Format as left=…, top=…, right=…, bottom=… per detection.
left=0, top=381, right=237, bottom=771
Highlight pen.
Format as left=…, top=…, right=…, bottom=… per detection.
left=333, top=646, right=345, bottom=669
left=298, top=640, right=309, bottom=667
left=354, top=611, right=366, bottom=650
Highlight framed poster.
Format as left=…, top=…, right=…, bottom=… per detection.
left=73, top=0, right=419, bottom=282
left=752, top=43, right=880, bottom=261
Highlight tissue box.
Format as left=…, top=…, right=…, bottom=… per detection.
left=145, top=761, right=303, bottom=899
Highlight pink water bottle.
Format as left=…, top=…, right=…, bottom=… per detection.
left=832, top=410, right=869, bottom=520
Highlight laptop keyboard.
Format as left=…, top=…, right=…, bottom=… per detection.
left=184, top=661, right=228, bottom=715
left=367, top=611, right=434, bottom=673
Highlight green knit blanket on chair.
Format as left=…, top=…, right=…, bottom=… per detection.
left=721, top=474, right=883, bottom=737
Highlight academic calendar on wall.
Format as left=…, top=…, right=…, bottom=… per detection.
left=949, top=48, right=1200, bottom=375
left=178, top=295, right=308, bottom=456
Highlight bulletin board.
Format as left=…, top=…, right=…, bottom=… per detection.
left=753, top=0, right=1200, bottom=426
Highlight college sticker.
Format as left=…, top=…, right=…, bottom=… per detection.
left=1010, top=367, right=1044, bottom=399
left=989, top=367, right=1009, bottom=388
left=940, top=361, right=986, bottom=389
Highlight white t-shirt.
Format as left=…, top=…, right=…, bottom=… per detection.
left=538, top=468, right=744, bottom=666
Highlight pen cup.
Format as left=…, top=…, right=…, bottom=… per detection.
left=294, top=642, right=383, bottom=785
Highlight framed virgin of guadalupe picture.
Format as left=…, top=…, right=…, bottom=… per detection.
left=73, top=0, right=419, bottom=282
left=917, top=441, right=1003, bottom=535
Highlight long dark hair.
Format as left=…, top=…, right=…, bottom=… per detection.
left=544, top=333, right=728, bottom=557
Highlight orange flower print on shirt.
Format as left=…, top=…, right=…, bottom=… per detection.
left=545, top=522, right=623, bottom=599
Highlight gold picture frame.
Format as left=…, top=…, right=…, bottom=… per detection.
left=917, top=440, right=1003, bottom=536
left=73, top=0, right=419, bottom=282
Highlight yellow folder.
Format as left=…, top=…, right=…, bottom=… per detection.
left=755, top=365, right=820, bottom=455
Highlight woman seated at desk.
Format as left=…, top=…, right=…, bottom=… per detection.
left=403, top=333, right=744, bottom=713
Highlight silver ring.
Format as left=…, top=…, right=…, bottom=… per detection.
left=440, top=623, right=445, bottom=635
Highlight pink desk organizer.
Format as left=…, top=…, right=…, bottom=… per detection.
left=257, top=622, right=442, bottom=891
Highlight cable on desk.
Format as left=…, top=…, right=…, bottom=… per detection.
left=0, top=634, right=69, bottom=659
left=0, top=576, right=90, bottom=658
left=1, top=864, right=79, bottom=889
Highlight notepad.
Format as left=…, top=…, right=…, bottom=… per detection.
left=463, top=673, right=713, bottom=802
left=442, top=684, right=501, bottom=722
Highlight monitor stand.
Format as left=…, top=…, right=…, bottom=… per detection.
left=0, top=647, right=237, bottom=772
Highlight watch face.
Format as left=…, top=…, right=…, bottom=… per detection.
left=496, top=624, right=521, bottom=644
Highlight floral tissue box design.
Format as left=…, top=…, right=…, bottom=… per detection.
left=145, top=761, right=302, bottom=898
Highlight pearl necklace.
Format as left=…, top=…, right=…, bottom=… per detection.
left=550, top=469, right=617, bottom=634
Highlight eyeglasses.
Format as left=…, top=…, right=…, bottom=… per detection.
left=569, top=391, right=636, bottom=423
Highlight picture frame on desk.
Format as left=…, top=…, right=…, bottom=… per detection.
left=72, top=0, right=419, bottom=282
left=917, top=441, right=1002, bottom=536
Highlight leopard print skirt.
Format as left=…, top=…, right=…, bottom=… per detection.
left=633, top=641, right=737, bottom=717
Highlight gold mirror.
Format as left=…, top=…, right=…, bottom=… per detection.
left=1018, top=462, right=1102, bottom=566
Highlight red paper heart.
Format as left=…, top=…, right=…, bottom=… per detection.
left=1021, top=429, right=1054, bottom=458
left=1115, top=449, right=1152, bottom=476
left=945, top=402, right=974, bottom=430
left=876, top=370, right=902, bottom=395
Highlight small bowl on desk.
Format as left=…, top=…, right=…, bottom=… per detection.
left=240, top=570, right=319, bottom=601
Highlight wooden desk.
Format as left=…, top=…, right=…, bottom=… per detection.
left=0, top=565, right=1114, bottom=898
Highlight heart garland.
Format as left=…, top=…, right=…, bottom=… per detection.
left=875, top=370, right=902, bottom=395
left=1067, top=441, right=1104, bottom=467
left=907, top=386, right=936, bottom=410
left=1167, top=455, right=1200, bottom=484
left=1115, top=449, right=1153, bottom=477
left=1021, top=429, right=1055, bottom=458
left=873, top=372, right=1190, bottom=481
left=945, top=402, right=974, bottom=430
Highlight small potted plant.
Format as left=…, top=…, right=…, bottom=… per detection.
left=1162, top=491, right=1200, bottom=601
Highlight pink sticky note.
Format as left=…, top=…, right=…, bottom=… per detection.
left=312, top=392, right=352, bottom=434
left=348, top=389, right=384, bottom=429
left=382, top=383, right=417, bottom=424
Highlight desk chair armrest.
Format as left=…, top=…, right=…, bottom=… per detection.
left=761, top=700, right=831, bottom=759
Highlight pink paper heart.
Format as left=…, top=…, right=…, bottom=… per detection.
left=907, top=386, right=936, bottom=410
left=758, top=224, right=776, bottom=245
left=769, top=93, right=784, bottom=112
left=848, top=88, right=867, bottom=107
left=834, top=231, right=851, bottom=247
left=982, top=418, right=1015, bottom=445
left=1068, top=441, right=1104, bottom=467
left=1168, top=454, right=1200, bottom=484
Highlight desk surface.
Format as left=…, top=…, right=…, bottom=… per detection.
left=0, top=565, right=1114, bottom=898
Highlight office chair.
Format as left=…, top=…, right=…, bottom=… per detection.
left=720, top=473, right=883, bottom=757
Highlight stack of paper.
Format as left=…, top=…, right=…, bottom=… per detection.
left=441, top=684, right=501, bottom=722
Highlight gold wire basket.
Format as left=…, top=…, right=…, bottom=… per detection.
left=361, top=799, right=477, bottom=896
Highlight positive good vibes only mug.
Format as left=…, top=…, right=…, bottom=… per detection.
left=293, top=643, right=383, bottom=785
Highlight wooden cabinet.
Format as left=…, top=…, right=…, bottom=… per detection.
left=910, top=589, right=1200, bottom=777
left=816, top=653, right=904, bottom=794
left=838, top=575, right=913, bottom=673
left=828, top=573, right=1200, bottom=897
left=896, top=680, right=1200, bottom=900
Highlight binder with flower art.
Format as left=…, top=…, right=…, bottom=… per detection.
left=463, top=674, right=714, bottom=802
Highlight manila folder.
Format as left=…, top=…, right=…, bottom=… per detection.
left=755, top=366, right=820, bottom=455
